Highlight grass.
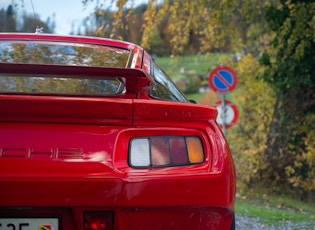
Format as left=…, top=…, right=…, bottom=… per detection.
left=235, top=196, right=315, bottom=227
left=154, top=54, right=235, bottom=105
left=184, top=92, right=206, bottom=103
left=155, top=53, right=228, bottom=81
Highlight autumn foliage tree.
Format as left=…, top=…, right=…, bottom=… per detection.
left=0, top=4, right=54, bottom=33
left=259, top=0, right=315, bottom=199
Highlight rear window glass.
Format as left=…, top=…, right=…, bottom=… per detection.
left=150, top=63, right=188, bottom=102
left=0, top=41, right=131, bottom=67
left=0, top=74, right=125, bottom=96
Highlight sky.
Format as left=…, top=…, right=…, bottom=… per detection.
left=0, top=0, right=147, bottom=34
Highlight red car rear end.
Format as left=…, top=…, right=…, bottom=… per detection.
left=0, top=33, right=235, bottom=230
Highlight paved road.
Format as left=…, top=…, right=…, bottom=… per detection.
left=236, top=215, right=315, bottom=230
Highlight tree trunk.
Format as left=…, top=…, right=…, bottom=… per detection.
left=265, top=93, right=289, bottom=184
left=264, top=85, right=314, bottom=195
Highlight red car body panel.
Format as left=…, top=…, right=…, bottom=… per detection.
left=0, top=33, right=235, bottom=230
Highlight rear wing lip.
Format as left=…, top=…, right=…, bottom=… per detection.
left=0, top=62, right=155, bottom=94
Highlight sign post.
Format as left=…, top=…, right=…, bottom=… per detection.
left=208, top=66, right=238, bottom=135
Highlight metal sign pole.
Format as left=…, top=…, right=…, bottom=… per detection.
left=221, top=94, right=227, bottom=136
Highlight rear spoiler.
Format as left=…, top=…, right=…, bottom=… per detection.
left=0, top=62, right=155, bottom=94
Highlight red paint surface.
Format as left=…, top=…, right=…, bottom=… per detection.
left=0, top=33, right=235, bottom=230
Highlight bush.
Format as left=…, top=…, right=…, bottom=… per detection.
left=181, top=71, right=202, bottom=94
left=222, top=54, right=275, bottom=194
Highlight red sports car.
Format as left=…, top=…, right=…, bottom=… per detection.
left=0, top=33, right=236, bottom=230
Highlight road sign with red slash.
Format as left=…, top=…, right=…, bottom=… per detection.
left=208, top=66, right=238, bottom=93
left=214, top=100, right=239, bottom=129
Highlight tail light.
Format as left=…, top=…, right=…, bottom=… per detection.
left=129, top=136, right=204, bottom=168
left=84, top=212, right=114, bottom=230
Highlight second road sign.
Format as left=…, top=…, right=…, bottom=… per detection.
left=214, top=100, right=239, bottom=129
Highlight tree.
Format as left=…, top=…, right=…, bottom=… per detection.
left=0, top=5, right=17, bottom=32
left=83, top=0, right=268, bottom=55
left=0, top=3, right=54, bottom=33
left=19, top=12, right=53, bottom=33
left=6, top=5, right=16, bottom=32
left=260, top=0, right=315, bottom=198
left=224, top=54, right=274, bottom=194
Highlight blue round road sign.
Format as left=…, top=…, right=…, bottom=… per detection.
left=208, top=66, right=238, bottom=93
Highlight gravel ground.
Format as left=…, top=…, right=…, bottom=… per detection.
left=235, top=215, right=315, bottom=230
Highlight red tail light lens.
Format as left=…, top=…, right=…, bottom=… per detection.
left=170, top=137, right=189, bottom=164
left=151, top=137, right=171, bottom=166
left=84, top=212, right=114, bottom=230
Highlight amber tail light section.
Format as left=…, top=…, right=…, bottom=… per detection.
left=84, top=212, right=114, bottom=230
left=129, top=136, right=204, bottom=168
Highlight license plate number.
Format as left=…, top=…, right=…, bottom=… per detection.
left=0, top=218, right=58, bottom=230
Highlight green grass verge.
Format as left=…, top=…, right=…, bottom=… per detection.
left=155, top=54, right=228, bottom=81
left=235, top=197, right=315, bottom=226
left=185, top=92, right=205, bottom=102
left=154, top=54, right=234, bottom=105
